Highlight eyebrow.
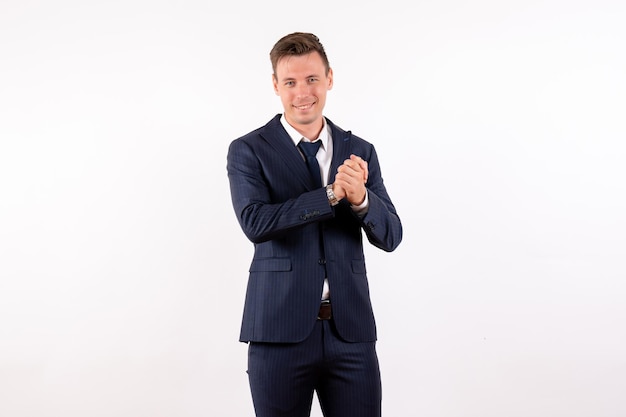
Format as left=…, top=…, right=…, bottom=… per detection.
left=280, top=74, right=321, bottom=82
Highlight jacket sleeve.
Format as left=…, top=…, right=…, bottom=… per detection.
left=358, top=145, right=403, bottom=252
left=227, top=138, right=333, bottom=244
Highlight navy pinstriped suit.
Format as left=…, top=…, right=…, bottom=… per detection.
left=227, top=114, right=402, bottom=416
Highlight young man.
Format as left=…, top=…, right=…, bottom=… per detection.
left=227, top=32, right=402, bottom=417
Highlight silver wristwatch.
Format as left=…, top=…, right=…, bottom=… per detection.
left=326, top=184, right=339, bottom=206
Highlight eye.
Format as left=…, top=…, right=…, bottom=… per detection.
left=308, top=77, right=318, bottom=83
left=285, top=81, right=295, bottom=87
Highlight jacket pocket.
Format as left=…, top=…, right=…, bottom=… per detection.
left=249, top=258, right=292, bottom=272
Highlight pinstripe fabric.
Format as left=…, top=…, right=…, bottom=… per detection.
left=227, top=114, right=403, bottom=344
left=248, top=320, right=382, bottom=417
left=227, top=114, right=401, bottom=416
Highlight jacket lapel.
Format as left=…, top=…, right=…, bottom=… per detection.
left=327, top=117, right=352, bottom=184
left=259, top=115, right=353, bottom=190
left=259, top=115, right=313, bottom=189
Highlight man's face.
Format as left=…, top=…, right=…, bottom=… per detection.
left=273, top=51, right=333, bottom=135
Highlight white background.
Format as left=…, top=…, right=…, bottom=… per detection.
left=1, top=1, right=625, bottom=416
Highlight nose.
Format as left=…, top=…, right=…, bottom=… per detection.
left=296, top=82, right=311, bottom=96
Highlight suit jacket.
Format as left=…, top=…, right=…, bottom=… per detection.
left=227, top=114, right=402, bottom=343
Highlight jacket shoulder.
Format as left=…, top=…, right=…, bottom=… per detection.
left=326, top=117, right=373, bottom=147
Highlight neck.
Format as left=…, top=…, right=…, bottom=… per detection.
left=287, top=118, right=324, bottom=141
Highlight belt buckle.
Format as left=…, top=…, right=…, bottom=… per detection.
left=317, top=300, right=332, bottom=320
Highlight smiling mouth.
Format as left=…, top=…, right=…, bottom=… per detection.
left=294, top=102, right=315, bottom=110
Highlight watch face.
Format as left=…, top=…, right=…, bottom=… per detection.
left=326, top=187, right=338, bottom=205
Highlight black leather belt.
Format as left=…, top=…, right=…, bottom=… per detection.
left=317, top=300, right=332, bottom=320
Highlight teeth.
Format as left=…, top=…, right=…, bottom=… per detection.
left=295, top=103, right=313, bottom=110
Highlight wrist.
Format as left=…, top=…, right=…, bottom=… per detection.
left=353, top=194, right=366, bottom=206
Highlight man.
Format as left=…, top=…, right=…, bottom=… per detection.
left=227, top=32, right=402, bottom=417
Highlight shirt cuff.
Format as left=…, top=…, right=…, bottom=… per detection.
left=351, top=190, right=369, bottom=218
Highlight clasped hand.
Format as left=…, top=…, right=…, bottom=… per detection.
left=332, top=154, right=368, bottom=205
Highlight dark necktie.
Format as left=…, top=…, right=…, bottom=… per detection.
left=298, top=140, right=322, bottom=188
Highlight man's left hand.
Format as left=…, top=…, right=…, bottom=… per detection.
left=334, top=154, right=368, bottom=205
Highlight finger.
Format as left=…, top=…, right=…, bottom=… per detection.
left=336, top=172, right=366, bottom=192
left=349, top=154, right=368, bottom=182
left=337, top=165, right=364, bottom=181
left=341, top=159, right=364, bottom=174
left=335, top=174, right=357, bottom=190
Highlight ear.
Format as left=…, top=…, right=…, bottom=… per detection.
left=272, top=74, right=279, bottom=95
left=327, top=67, right=334, bottom=90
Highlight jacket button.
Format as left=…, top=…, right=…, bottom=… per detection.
left=318, top=259, right=326, bottom=265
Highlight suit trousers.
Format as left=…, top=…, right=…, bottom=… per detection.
left=247, top=318, right=382, bottom=417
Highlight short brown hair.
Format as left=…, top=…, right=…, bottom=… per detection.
left=270, top=32, right=330, bottom=76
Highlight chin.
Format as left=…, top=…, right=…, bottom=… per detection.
left=294, top=113, right=320, bottom=125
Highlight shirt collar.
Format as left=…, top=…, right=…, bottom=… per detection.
left=280, top=114, right=330, bottom=150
